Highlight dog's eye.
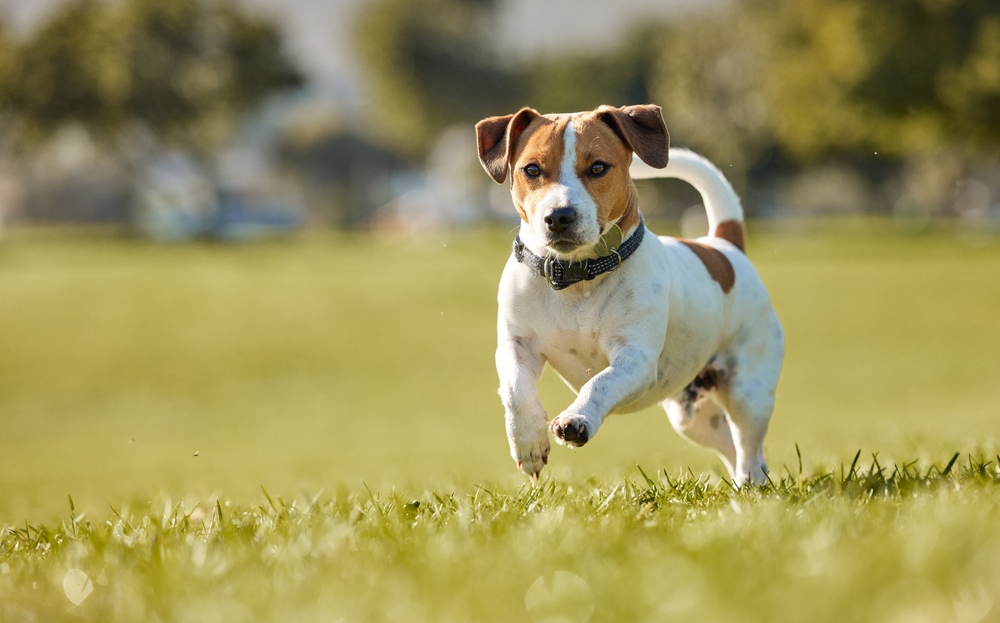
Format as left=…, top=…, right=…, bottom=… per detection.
left=589, top=162, right=608, bottom=176
left=523, top=164, right=541, bottom=178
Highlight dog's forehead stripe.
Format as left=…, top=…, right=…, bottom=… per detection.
left=509, top=117, right=569, bottom=226
left=567, top=115, right=640, bottom=234
left=559, top=120, right=578, bottom=183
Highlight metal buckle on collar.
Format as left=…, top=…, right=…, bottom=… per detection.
left=544, top=257, right=589, bottom=288
left=542, top=256, right=558, bottom=287
left=566, top=259, right=590, bottom=282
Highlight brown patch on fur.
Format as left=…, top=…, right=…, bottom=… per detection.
left=602, top=179, right=641, bottom=236
left=571, top=115, right=640, bottom=235
left=714, top=219, right=745, bottom=253
left=679, top=240, right=736, bottom=293
left=613, top=198, right=641, bottom=235
left=506, top=116, right=565, bottom=223
left=578, top=105, right=669, bottom=235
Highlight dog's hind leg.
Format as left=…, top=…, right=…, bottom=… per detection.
left=719, top=386, right=773, bottom=487
left=663, top=395, right=738, bottom=480
left=717, top=311, right=784, bottom=486
left=717, top=371, right=781, bottom=486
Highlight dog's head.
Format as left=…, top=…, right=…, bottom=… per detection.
left=476, top=105, right=668, bottom=256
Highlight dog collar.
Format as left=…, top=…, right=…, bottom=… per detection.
left=512, top=220, right=645, bottom=290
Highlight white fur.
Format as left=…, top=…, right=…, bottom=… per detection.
left=632, top=148, right=743, bottom=231
left=497, top=147, right=784, bottom=486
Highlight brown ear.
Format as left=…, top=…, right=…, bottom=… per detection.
left=596, top=104, right=669, bottom=168
left=475, top=107, right=540, bottom=183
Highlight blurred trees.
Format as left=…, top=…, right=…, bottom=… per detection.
left=354, top=0, right=662, bottom=156
left=3, top=0, right=301, bottom=152
left=651, top=13, right=769, bottom=176
left=0, top=0, right=994, bottom=221
left=355, top=0, right=521, bottom=154
left=655, top=0, right=1000, bottom=169
left=356, top=0, right=1000, bottom=203
left=0, top=23, right=18, bottom=121
left=523, top=28, right=661, bottom=117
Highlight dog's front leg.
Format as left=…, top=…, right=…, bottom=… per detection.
left=551, top=343, right=658, bottom=447
left=496, top=333, right=550, bottom=479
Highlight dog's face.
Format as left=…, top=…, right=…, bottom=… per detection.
left=476, top=105, right=669, bottom=255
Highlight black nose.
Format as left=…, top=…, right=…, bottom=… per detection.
left=544, top=207, right=578, bottom=233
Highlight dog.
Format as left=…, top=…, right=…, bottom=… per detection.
left=475, top=104, right=784, bottom=486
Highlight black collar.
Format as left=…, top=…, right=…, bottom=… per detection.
left=512, top=220, right=645, bottom=290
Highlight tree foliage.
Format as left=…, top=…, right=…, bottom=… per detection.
left=356, top=0, right=1000, bottom=171
left=5, top=0, right=301, bottom=150
left=653, top=0, right=1000, bottom=168
left=523, top=28, right=661, bottom=117
left=354, top=0, right=521, bottom=154
left=0, top=22, right=18, bottom=116
left=354, top=0, right=662, bottom=155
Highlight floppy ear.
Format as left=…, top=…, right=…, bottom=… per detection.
left=475, top=107, right=540, bottom=184
left=595, top=104, right=669, bottom=168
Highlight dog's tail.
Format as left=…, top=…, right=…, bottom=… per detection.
left=630, top=148, right=745, bottom=253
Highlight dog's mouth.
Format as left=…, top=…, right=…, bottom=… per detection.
left=543, top=231, right=594, bottom=254
left=547, top=239, right=583, bottom=253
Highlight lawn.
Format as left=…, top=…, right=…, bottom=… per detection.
left=1, top=219, right=999, bottom=622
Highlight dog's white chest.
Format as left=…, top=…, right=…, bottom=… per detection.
left=535, top=310, right=610, bottom=391
left=499, top=243, right=674, bottom=398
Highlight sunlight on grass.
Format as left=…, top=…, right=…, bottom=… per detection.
left=2, top=455, right=998, bottom=622
left=0, top=221, right=999, bottom=521
left=1, top=220, right=999, bottom=621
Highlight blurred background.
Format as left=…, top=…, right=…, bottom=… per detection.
left=0, top=0, right=999, bottom=520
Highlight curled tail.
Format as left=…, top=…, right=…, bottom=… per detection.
left=630, top=148, right=746, bottom=253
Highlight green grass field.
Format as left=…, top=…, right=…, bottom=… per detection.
left=2, top=219, right=999, bottom=622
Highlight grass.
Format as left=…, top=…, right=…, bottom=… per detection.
left=2, top=455, right=999, bottom=622
left=1, top=218, right=1000, bottom=621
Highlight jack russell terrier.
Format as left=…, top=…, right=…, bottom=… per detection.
left=475, top=104, right=784, bottom=486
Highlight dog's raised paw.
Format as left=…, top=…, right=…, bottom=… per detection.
left=551, top=415, right=590, bottom=447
